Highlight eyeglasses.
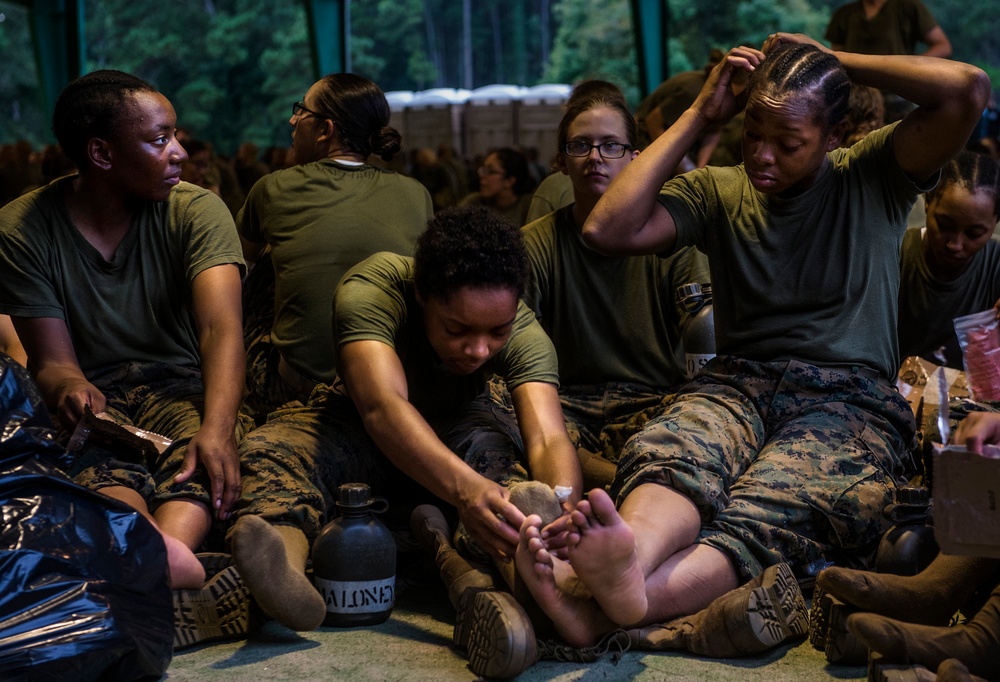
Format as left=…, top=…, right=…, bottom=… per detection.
left=477, top=166, right=505, bottom=177
left=292, top=101, right=325, bottom=120
left=563, top=140, right=633, bottom=159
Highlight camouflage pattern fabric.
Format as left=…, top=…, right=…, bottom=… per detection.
left=230, top=386, right=530, bottom=542
left=558, top=383, right=671, bottom=464
left=611, top=356, right=918, bottom=581
left=70, top=361, right=254, bottom=511
left=243, top=334, right=306, bottom=422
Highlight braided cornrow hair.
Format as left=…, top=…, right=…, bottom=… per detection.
left=746, top=42, right=851, bottom=132
left=927, top=150, right=1000, bottom=220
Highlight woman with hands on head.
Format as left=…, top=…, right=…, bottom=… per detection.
left=513, top=33, right=990, bottom=652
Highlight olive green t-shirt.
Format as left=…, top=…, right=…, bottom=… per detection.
left=459, top=192, right=534, bottom=227
left=333, top=252, right=559, bottom=419
left=523, top=205, right=709, bottom=388
left=659, top=123, right=932, bottom=379
left=825, top=0, right=939, bottom=55
left=898, top=227, right=1000, bottom=369
left=0, top=178, right=245, bottom=374
left=525, top=173, right=574, bottom=224
left=238, top=159, right=433, bottom=384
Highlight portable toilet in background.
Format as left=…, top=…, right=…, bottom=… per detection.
left=464, top=85, right=523, bottom=159
left=389, top=88, right=468, bottom=160
left=518, top=84, right=571, bottom=166
left=384, top=90, right=413, bottom=145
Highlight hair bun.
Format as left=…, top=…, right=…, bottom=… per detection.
left=370, top=126, right=402, bottom=162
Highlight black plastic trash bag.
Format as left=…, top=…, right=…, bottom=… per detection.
left=0, top=355, right=173, bottom=681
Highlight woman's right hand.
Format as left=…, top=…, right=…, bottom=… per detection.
left=955, top=412, right=1000, bottom=454
left=456, top=477, right=525, bottom=562
left=692, top=45, right=766, bottom=127
left=56, top=377, right=106, bottom=429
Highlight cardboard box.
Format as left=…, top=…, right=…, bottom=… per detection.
left=896, top=356, right=969, bottom=415
left=933, top=444, right=1000, bottom=558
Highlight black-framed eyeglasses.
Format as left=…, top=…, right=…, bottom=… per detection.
left=563, top=140, right=634, bottom=159
left=292, top=101, right=325, bottom=120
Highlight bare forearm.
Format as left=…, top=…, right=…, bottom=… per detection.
left=584, top=108, right=704, bottom=254
left=198, top=326, right=244, bottom=436
left=360, top=397, right=480, bottom=505
left=525, top=440, right=583, bottom=505
left=511, top=381, right=583, bottom=503
left=34, top=363, right=91, bottom=409
left=834, top=52, right=987, bottom=112
left=920, top=42, right=951, bottom=59
left=919, top=27, right=951, bottom=59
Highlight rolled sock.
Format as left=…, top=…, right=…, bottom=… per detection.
left=848, top=584, right=1000, bottom=681
left=817, top=556, right=1000, bottom=626
left=936, top=658, right=989, bottom=682
left=231, top=515, right=326, bottom=631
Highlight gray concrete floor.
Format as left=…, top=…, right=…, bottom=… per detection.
left=163, top=558, right=868, bottom=682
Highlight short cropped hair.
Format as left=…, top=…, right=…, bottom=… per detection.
left=413, top=205, right=530, bottom=301
left=53, top=70, right=158, bottom=168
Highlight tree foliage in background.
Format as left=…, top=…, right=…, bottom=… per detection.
left=0, top=4, right=47, bottom=146
left=0, top=0, right=997, bottom=152
left=351, top=0, right=547, bottom=91
left=544, top=0, right=640, bottom=104
left=83, top=0, right=311, bottom=155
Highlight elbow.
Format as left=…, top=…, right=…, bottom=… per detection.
left=960, top=66, right=992, bottom=114
left=581, top=223, right=628, bottom=256
left=580, top=215, right=613, bottom=254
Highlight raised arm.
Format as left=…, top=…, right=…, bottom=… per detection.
left=340, top=339, right=525, bottom=560
left=767, top=33, right=988, bottom=185
left=583, top=46, right=765, bottom=256
left=177, top=263, right=245, bottom=518
left=839, top=52, right=985, bottom=183
left=11, top=316, right=106, bottom=428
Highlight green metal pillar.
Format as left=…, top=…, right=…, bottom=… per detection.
left=629, top=0, right=669, bottom=98
left=12, top=0, right=85, bottom=116
left=304, top=0, right=347, bottom=79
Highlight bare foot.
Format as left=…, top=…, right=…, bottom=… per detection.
left=515, top=515, right=615, bottom=648
left=162, top=532, right=206, bottom=589
left=566, top=488, right=647, bottom=625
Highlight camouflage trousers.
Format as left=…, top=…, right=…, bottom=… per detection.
left=69, top=361, right=253, bottom=512
left=230, top=386, right=530, bottom=541
left=559, top=383, right=672, bottom=464
left=611, top=356, right=918, bottom=581
left=243, top=333, right=311, bottom=422
left=240, top=250, right=311, bottom=422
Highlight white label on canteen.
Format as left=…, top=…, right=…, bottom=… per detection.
left=315, top=576, right=396, bottom=614
left=685, top=353, right=716, bottom=378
